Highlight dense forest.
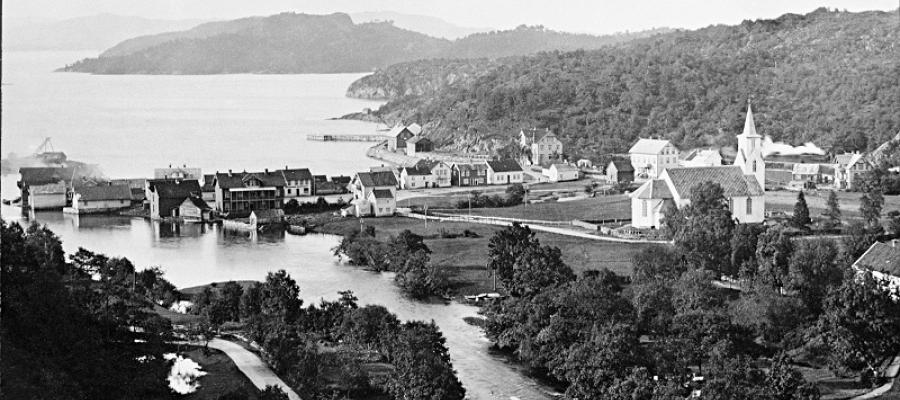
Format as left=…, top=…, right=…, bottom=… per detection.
left=350, top=8, right=900, bottom=160
left=64, top=13, right=665, bottom=75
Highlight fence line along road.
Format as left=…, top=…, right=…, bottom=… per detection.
left=398, top=211, right=670, bottom=244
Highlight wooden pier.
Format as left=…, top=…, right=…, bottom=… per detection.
left=306, top=134, right=389, bottom=142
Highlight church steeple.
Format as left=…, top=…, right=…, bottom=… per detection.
left=734, top=102, right=765, bottom=189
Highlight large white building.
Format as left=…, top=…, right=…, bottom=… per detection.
left=629, top=139, right=680, bottom=181
left=629, top=105, right=766, bottom=229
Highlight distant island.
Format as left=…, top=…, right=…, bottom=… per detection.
left=343, top=8, right=900, bottom=161
left=61, top=12, right=669, bottom=74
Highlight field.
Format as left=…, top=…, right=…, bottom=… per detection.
left=765, top=190, right=900, bottom=221
left=433, top=194, right=631, bottom=222
left=317, top=216, right=652, bottom=295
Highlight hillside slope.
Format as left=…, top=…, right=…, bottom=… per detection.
left=356, top=8, right=900, bottom=160
left=63, top=13, right=668, bottom=74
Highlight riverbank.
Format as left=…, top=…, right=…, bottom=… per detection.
left=316, top=215, right=652, bottom=295
left=179, top=345, right=265, bottom=400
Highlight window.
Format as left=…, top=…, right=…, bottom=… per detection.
left=642, top=200, right=648, bottom=217
left=746, top=198, right=753, bottom=215
left=752, top=160, right=757, bottom=172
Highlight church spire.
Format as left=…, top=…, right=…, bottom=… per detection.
left=741, top=102, right=761, bottom=138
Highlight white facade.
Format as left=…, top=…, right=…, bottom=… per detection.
left=487, top=170, right=524, bottom=185
left=733, top=105, right=766, bottom=188
left=631, top=197, right=669, bottom=229
left=629, top=139, right=680, bottom=181
left=542, top=164, right=580, bottom=182
left=68, top=194, right=130, bottom=214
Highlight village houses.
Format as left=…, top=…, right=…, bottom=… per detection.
left=17, top=167, right=81, bottom=210
left=629, top=138, right=680, bottom=181
left=520, top=128, right=564, bottom=166
left=630, top=105, right=765, bottom=229
left=833, top=152, right=871, bottom=189
left=281, top=167, right=314, bottom=200
left=154, top=165, right=202, bottom=180
left=213, top=170, right=285, bottom=215
left=679, top=148, right=723, bottom=167
left=452, top=162, right=489, bottom=186
left=852, top=241, right=900, bottom=294
left=399, top=160, right=452, bottom=189
left=542, top=163, right=580, bottom=182
left=178, top=196, right=213, bottom=222
left=387, top=123, right=422, bottom=152
left=486, top=159, right=525, bottom=185
left=406, top=136, right=434, bottom=156
left=350, top=170, right=398, bottom=217
left=149, top=179, right=202, bottom=220
left=65, top=184, right=133, bottom=214
left=606, top=160, right=635, bottom=183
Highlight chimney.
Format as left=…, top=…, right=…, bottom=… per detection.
left=228, top=169, right=232, bottom=177
left=169, top=164, right=172, bottom=168
left=265, top=168, right=269, bottom=174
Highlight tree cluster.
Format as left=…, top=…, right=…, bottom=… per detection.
left=1, top=220, right=180, bottom=399
left=333, top=227, right=449, bottom=298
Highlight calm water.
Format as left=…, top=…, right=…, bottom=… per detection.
left=0, top=51, right=555, bottom=399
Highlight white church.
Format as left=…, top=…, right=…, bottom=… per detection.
left=629, top=104, right=766, bottom=229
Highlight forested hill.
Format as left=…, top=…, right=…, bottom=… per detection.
left=62, top=13, right=668, bottom=75
left=351, top=8, right=900, bottom=160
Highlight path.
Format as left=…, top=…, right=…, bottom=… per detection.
left=850, top=355, right=900, bottom=400
left=399, top=211, right=669, bottom=244
left=206, top=338, right=302, bottom=400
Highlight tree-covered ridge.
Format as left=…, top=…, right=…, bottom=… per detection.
left=63, top=13, right=666, bottom=75
left=358, top=8, right=900, bottom=160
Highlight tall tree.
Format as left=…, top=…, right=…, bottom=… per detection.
left=487, top=222, right=540, bottom=292
left=755, top=225, right=794, bottom=289
left=792, top=191, right=812, bottom=229
left=822, top=190, right=842, bottom=229
left=859, top=190, right=883, bottom=227
left=787, top=238, right=843, bottom=315
left=670, top=182, right=735, bottom=274
left=820, top=270, right=900, bottom=380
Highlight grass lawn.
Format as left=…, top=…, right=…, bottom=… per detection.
left=432, top=194, right=632, bottom=222
left=182, top=346, right=261, bottom=400
left=151, top=304, right=206, bottom=325
left=180, top=280, right=262, bottom=296
left=317, top=215, right=653, bottom=295
left=765, top=190, right=900, bottom=220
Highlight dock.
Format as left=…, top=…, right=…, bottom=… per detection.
left=307, top=134, right=389, bottom=142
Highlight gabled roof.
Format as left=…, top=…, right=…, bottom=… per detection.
left=356, top=171, right=398, bottom=187
left=402, top=165, right=433, bottom=176
left=630, top=179, right=673, bottom=200
left=487, top=159, right=523, bottom=173
left=18, top=167, right=78, bottom=186
left=454, top=162, right=489, bottom=172
left=608, top=160, right=635, bottom=172
left=537, top=130, right=558, bottom=142
left=371, top=189, right=394, bottom=199
left=629, top=139, right=674, bottom=155
left=854, top=242, right=900, bottom=277
left=30, top=182, right=68, bottom=194
left=331, top=175, right=351, bottom=184
left=201, top=174, right=216, bottom=191
left=406, top=123, right=422, bottom=135
left=77, top=184, right=132, bottom=201
left=664, top=166, right=763, bottom=199
left=551, top=163, right=579, bottom=172
left=281, top=168, right=313, bottom=182
left=151, top=180, right=201, bottom=199
left=215, top=171, right=285, bottom=189
left=181, top=196, right=211, bottom=210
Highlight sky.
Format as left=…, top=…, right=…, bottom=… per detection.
left=3, top=0, right=898, bottom=34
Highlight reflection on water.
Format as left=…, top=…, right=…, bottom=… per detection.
left=1, top=204, right=554, bottom=400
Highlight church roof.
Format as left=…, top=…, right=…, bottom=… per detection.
left=739, top=104, right=762, bottom=138
left=664, top=166, right=764, bottom=199
left=629, top=138, right=674, bottom=155
left=630, top=179, right=672, bottom=200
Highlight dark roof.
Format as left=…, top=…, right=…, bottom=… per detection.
left=854, top=242, right=900, bottom=276
left=151, top=180, right=201, bottom=199
left=215, top=171, right=285, bottom=189
left=407, top=136, right=432, bottom=145
left=18, top=167, right=77, bottom=186
left=356, top=171, right=398, bottom=187
left=77, top=184, right=133, bottom=201
left=181, top=196, right=211, bottom=210
left=487, top=159, right=523, bottom=173
left=403, top=165, right=433, bottom=176
left=281, top=168, right=313, bottom=182
left=631, top=180, right=672, bottom=200
left=454, top=162, right=489, bottom=172
left=664, top=166, right=764, bottom=199
left=313, top=175, right=328, bottom=183
left=609, top=160, right=635, bottom=172
left=201, top=174, right=216, bottom=191
left=331, top=176, right=351, bottom=184
left=371, top=189, right=394, bottom=199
